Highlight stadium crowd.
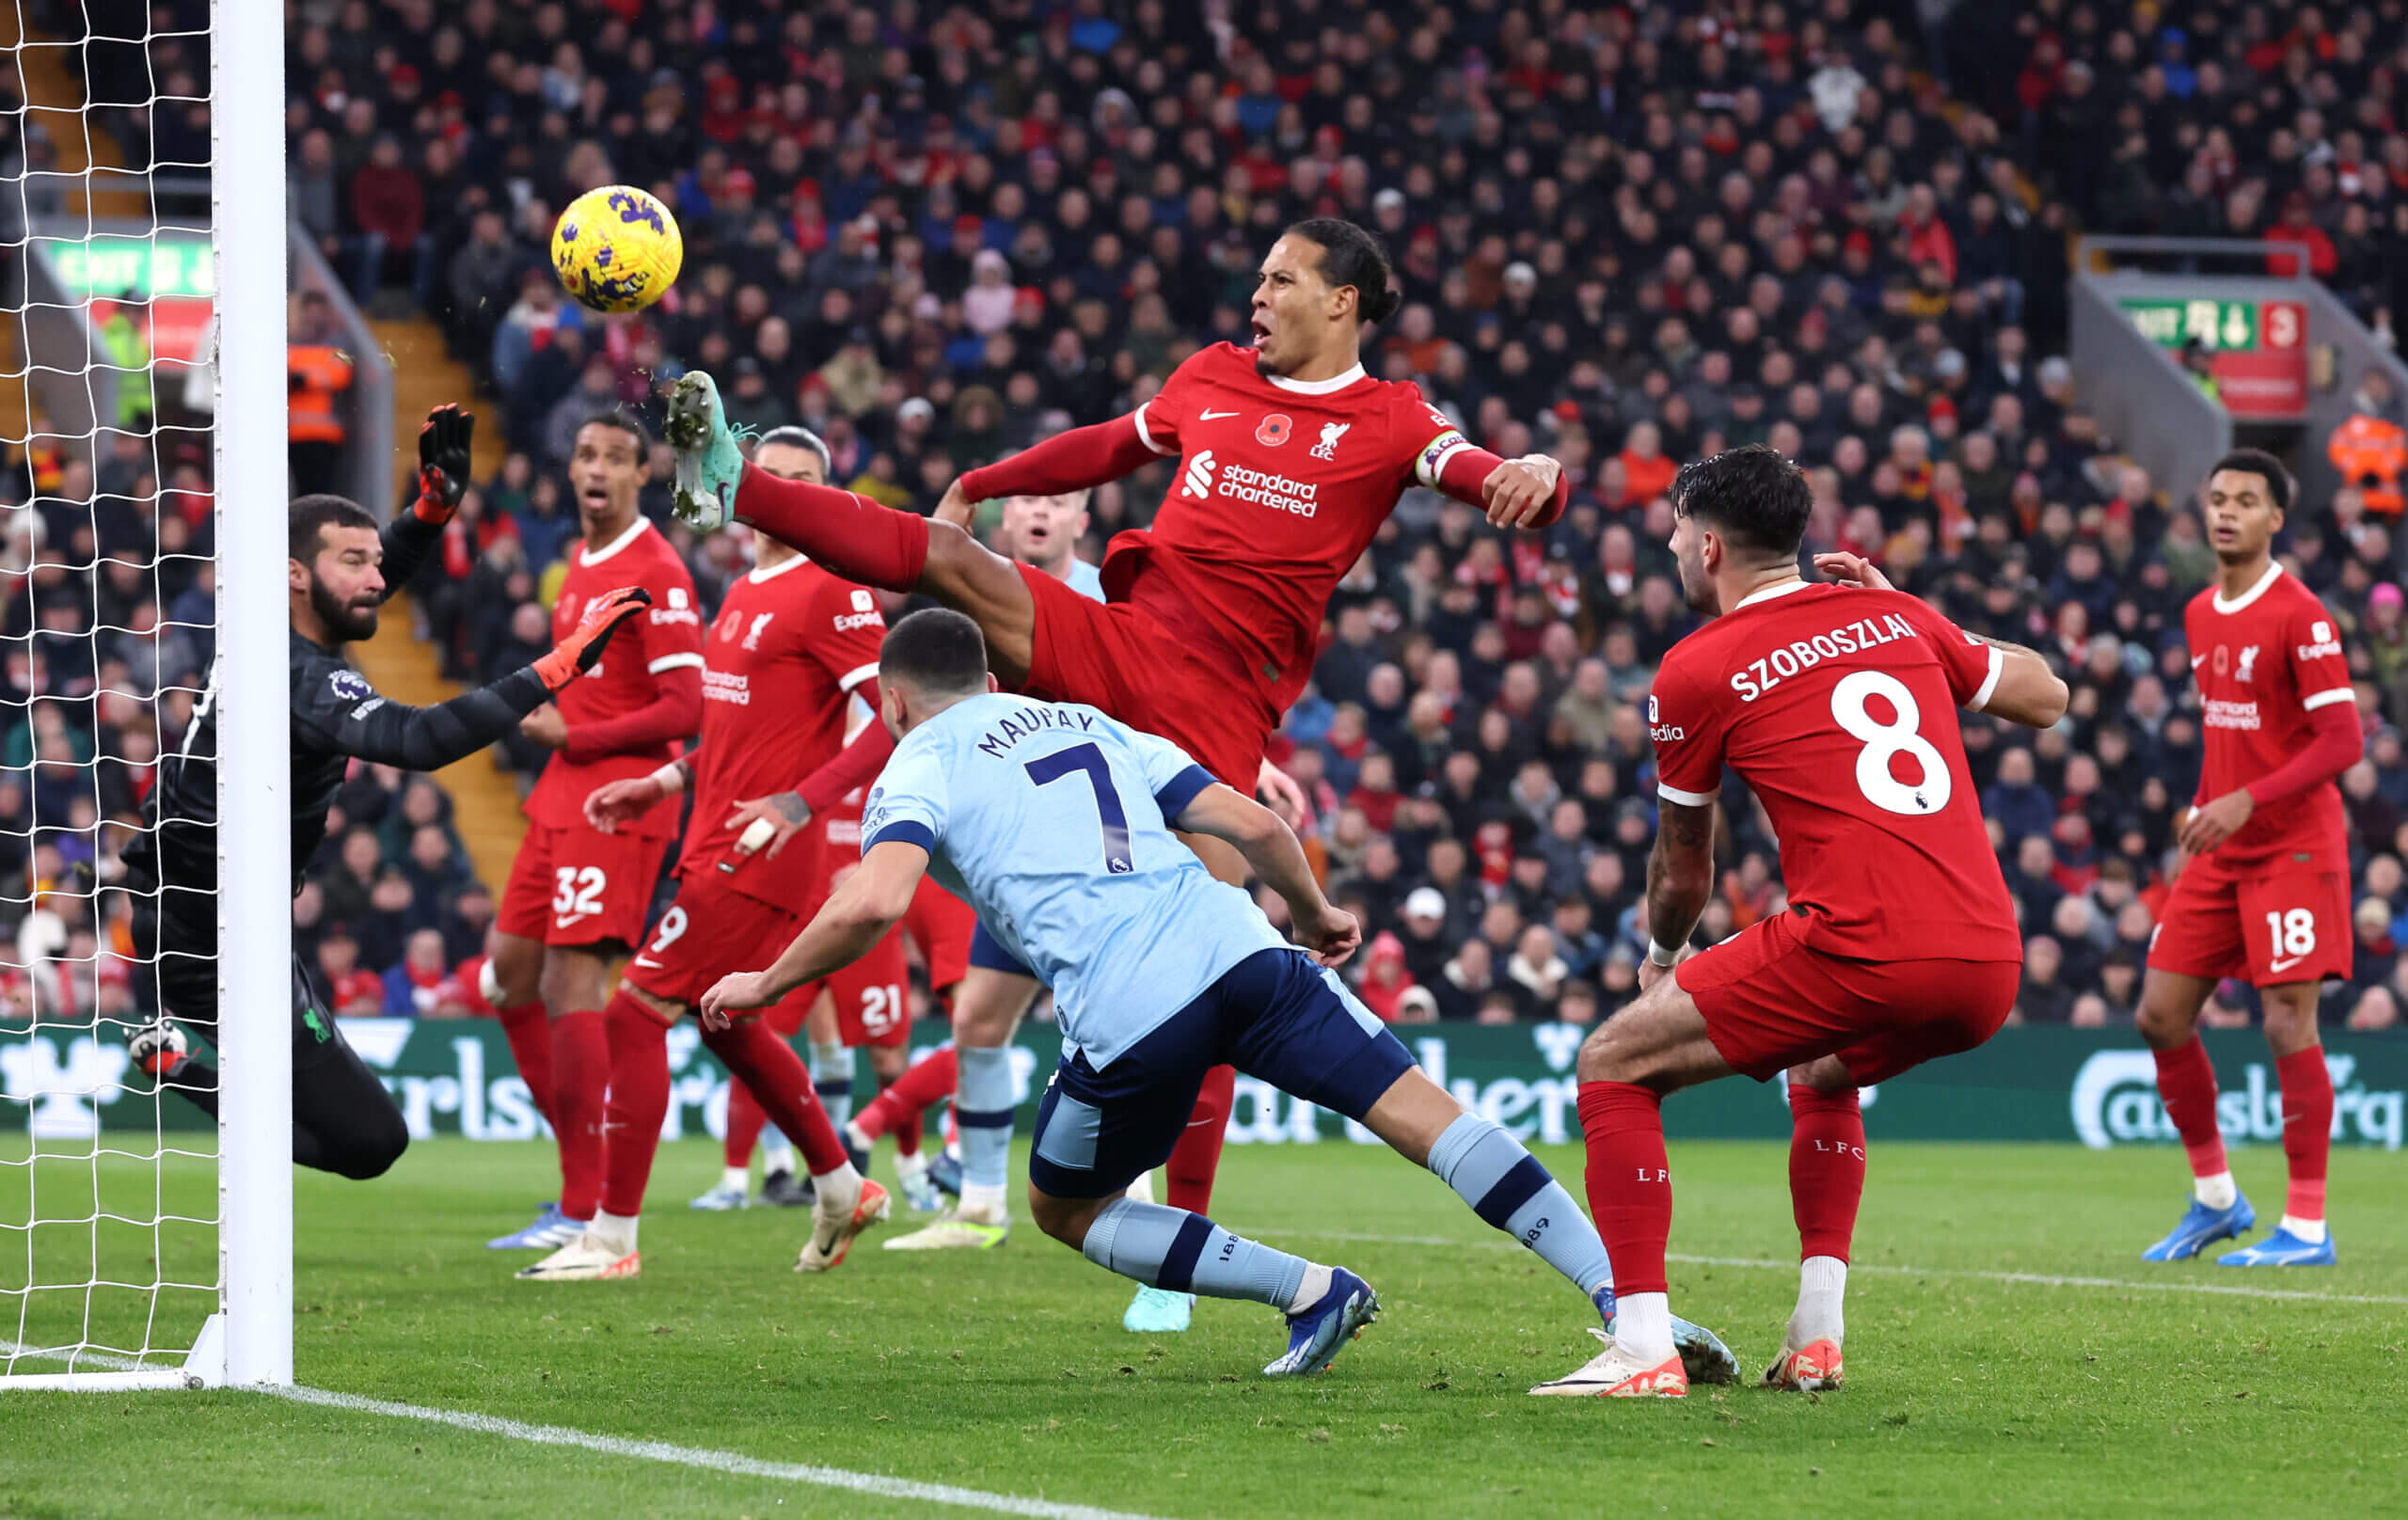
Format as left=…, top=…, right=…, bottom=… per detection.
left=13, top=0, right=2408, bottom=1037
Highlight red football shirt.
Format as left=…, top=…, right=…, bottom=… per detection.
left=2183, top=563, right=2353, bottom=861
left=1111, top=342, right=1470, bottom=715
left=1648, top=579, right=2023, bottom=964
left=527, top=517, right=705, bottom=835
left=685, top=554, right=886, bottom=906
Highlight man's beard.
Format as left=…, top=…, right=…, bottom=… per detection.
left=1676, top=556, right=1718, bottom=616
left=310, top=575, right=379, bottom=641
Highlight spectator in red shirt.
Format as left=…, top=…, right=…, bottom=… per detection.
left=2265, top=191, right=2337, bottom=277
left=1614, top=420, right=1678, bottom=506
left=1354, top=933, right=1417, bottom=1023
left=348, top=135, right=429, bottom=307
left=317, top=932, right=385, bottom=1019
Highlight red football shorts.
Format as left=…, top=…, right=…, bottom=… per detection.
left=1676, top=910, right=2020, bottom=1085
left=904, top=876, right=975, bottom=1000
left=498, top=822, right=669, bottom=950
left=619, top=870, right=798, bottom=1009
left=2147, top=849, right=2353, bottom=988
left=1017, top=564, right=1273, bottom=787
left=762, top=926, right=911, bottom=1047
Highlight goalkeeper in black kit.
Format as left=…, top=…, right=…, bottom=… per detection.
left=121, top=406, right=653, bottom=1178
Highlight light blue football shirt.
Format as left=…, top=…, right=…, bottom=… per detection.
left=1062, top=556, right=1106, bottom=602
left=860, top=693, right=1289, bottom=1069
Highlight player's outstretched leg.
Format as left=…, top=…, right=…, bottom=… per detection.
left=1036, top=1189, right=1378, bottom=1376
left=2136, top=970, right=2257, bottom=1260
left=699, top=1018, right=890, bottom=1270
left=1766, top=1065, right=1862, bottom=1391
left=2220, top=986, right=2337, bottom=1267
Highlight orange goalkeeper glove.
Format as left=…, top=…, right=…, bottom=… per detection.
left=532, top=585, right=652, bottom=691
left=412, top=403, right=475, bottom=524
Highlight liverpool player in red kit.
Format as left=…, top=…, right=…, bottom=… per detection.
left=484, top=413, right=705, bottom=1252
left=516, top=429, right=894, bottom=1280
left=665, top=219, right=1568, bottom=1324
left=1533, top=447, right=2068, bottom=1399
left=2138, top=451, right=2362, bottom=1268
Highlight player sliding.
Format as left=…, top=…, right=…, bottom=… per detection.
left=667, top=217, right=1568, bottom=1332
left=703, top=610, right=1719, bottom=1383
left=1538, top=446, right=2068, bottom=1399
left=517, top=428, right=900, bottom=1281
left=2136, top=451, right=2362, bottom=1267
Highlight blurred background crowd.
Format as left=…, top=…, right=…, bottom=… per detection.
left=9, top=0, right=2408, bottom=1035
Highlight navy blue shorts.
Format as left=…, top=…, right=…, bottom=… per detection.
left=968, top=920, right=1035, bottom=979
left=1027, top=947, right=1415, bottom=1199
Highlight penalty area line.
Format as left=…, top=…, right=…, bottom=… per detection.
left=1265, top=1229, right=2408, bottom=1306
left=266, top=1384, right=1167, bottom=1520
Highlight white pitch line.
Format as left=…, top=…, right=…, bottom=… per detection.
left=1267, top=1227, right=2408, bottom=1306
left=3, top=1339, right=1161, bottom=1519
left=265, top=1386, right=1166, bottom=1520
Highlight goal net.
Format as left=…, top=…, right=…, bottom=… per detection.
left=0, top=0, right=289, bottom=1390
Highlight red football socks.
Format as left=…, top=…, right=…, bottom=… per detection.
left=1165, top=1064, right=1237, bottom=1213
left=2274, top=1047, right=2334, bottom=1223
left=723, top=1077, right=768, bottom=1169
left=2151, top=1036, right=2229, bottom=1180
left=1577, top=1081, right=1672, bottom=1297
left=598, top=996, right=672, bottom=1219
left=1787, top=1083, right=1865, bottom=1263
left=854, top=1046, right=957, bottom=1145
left=496, top=1000, right=553, bottom=1121
left=550, top=1008, right=610, bottom=1220
left=702, top=1019, right=849, bottom=1176
left=734, top=468, right=928, bottom=593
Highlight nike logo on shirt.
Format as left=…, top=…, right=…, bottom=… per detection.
left=1199, top=408, right=1241, bottom=420
left=2268, top=955, right=2306, bottom=974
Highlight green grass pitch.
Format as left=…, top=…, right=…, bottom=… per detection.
left=3, top=1135, right=2402, bottom=1517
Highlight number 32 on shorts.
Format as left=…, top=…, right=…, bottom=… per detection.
left=552, top=865, right=608, bottom=922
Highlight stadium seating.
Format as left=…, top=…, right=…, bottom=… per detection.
left=188, top=1, right=2408, bottom=1027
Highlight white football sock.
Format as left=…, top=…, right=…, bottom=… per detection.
left=590, top=1211, right=639, bottom=1255
left=1791, top=1255, right=1846, bottom=1345
left=1283, top=1262, right=1333, bottom=1315
left=719, top=1164, right=750, bottom=1193
left=2194, top=1170, right=2239, bottom=1211
left=958, top=1180, right=1008, bottom=1223
left=760, top=1129, right=795, bottom=1175
left=2279, top=1214, right=2327, bottom=1244
left=1124, top=1171, right=1156, bottom=1205
left=810, top=1159, right=861, bottom=1192
left=1612, top=1291, right=1673, bottom=1362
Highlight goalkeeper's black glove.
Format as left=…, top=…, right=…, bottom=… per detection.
left=413, top=403, right=475, bottom=525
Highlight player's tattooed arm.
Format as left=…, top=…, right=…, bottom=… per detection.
left=1642, top=799, right=1717, bottom=978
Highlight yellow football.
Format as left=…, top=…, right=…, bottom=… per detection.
left=551, top=185, right=682, bottom=313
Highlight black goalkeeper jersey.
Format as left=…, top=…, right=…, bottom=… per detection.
left=122, top=512, right=550, bottom=938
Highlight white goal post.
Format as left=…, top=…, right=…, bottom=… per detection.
left=0, top=0, right=288, bottom=1392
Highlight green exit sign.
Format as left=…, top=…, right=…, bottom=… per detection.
left=2120, top=296, right=2306, bottom=353
left=35, top=232, right=215, bottom=299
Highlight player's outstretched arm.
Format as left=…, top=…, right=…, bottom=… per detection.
left=699, top=840, right=927, bottom=1027
left=1173, top=784, right=1361, bottom=967
left=1640, top=799, right=1717, bottom=987
left=943, top=414, right=1166, bottom=524
left=294, top=587, right=652, bottom=774
left=372, top=404, right=478, bottom=600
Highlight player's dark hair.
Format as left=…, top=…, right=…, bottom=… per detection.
left=755, top=424, right=832, bottom=472
left=289, top=494, right=377, bottom=562
left=879, top=608, right=990, bottom=695
left=2206, top=448, right=2292, bottom=513
left=1669, top=444, right=1812, bottom=561
left=1286, top=218, right=1402, bottom=325
left=577, top=408, right=652, bottom=454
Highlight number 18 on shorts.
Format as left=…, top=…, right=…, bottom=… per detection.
left=2147, top=854, right=2352, bottom=988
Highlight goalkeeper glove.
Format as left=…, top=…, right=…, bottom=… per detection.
left=413, top=403, right=475, bottom=525
left=532, top=586, right=652, bottom=691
